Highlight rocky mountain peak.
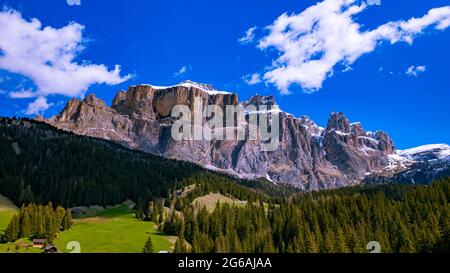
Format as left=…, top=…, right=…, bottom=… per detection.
left=51, top=98, right=81, bottom=123
left=326, top=112, right=351, bottom=133
left=350, top=122, right=365, bottom=137
left=299, top=116, right=324, bottom=136
left=112, top=90, right=127, bottom=106
left=373, top=131, right=395, bottom=154
left=83, top=93, right=107, bottom=109
left=247, top=95, right=276, bottom=107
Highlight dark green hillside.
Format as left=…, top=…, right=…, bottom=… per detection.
left=0, top=117, right=271, bottom=207
left=162, top=178, right=450, bottom=253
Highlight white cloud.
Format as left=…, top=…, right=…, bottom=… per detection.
left=174, top=65, right=191, bottom=77
left=0, top=9, right=131, bottom=113
left=243, top=73, right=262, bottom=85
left=406, top=65, right=426, bottom=77
left=342, top=66, right=353, bottom=73
left=238, top=26, right=257, bottom=44
left=24, top=97, right=53, bottom=115
left=9, top=89, right=36, bottom=99
left=257, top=0, right=450, bottom=94
left=67, top=0, right=81, bottom=6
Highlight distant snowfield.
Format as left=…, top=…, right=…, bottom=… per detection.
left=398, top=144, right=450, bottom=161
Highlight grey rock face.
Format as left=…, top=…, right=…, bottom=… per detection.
left=47, top=81, right=406, bottom=190
left=322, top=113, right=395, bottom=184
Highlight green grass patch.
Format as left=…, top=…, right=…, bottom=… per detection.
left=0, top=211, right=16, bottom=235
left=0, top=194, right=18, bottom=236
left=0, top=203, right=174, bottom=253
left=54, top=204, right=174, bottom=253
left=192, top=193, right=247, bottom=212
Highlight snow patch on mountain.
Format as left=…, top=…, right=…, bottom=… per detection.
left=398, top=144, right=450, bottom=161
left=358, top=136, right=379, bottom=144
left=141, top=80, right=232, bottom=95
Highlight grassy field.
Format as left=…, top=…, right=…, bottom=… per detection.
left=0, top=201, right=174, bottom=253
left=192, top=193, right=247, bottom=212
left=0, top=194, right=18, bottom=236
left=192, top=193, right=272, bottom=214
left=54, top=204, right=175, bottom=253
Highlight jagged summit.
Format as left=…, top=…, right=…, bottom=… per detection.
left=83, top=93, right=107, bottom=108
left=327, top=112, right=351, bottom=133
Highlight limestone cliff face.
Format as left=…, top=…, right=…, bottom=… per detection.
left=47, top=81, right=397, bottom=190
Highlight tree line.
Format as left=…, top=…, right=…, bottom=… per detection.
left=2, top=203, right=72, bottom=243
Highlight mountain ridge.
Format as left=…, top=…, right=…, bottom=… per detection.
left=45, top=81, right=449, bottom=190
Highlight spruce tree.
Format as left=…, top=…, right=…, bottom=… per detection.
left=20, top=208, right=31, bottom=238
left=174, top=237, right=186, bottom=253
left=4, top=215, right=20, bottom=242
left=61, top=209, right=73, bottom=231
left=142, top=236, right=154, bottom=253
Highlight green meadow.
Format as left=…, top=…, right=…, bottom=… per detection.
left=0, top=201, right=174, bottom=253
left=0, top=210, right=16, bottom=235
left=54, top=204, right=174, bottom=253
left=0, top=194, right=18, bottom=235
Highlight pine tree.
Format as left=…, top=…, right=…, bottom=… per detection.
left=229, top=230, right=242, bottom=253
left=174, top=217, right=188, bottom=253
left=142, top=236, right=154, bottom=253
left=191, top=233, right=201, bottom=253
left=324, top=230, right=336, bottom=253
left=305, top=229, right=319, bottom=253
left=20, top=207, right=31, bottom=238
left=61, top=209, right=73, bottom=231
left=150, top=201, right=159, bottom=223
left=335, top=227, right=350, bottom=253
left=158, top=201, right=165, bottom=224
left=174, top=237, right=187, bottom=253
left=398, top=226, right=416, bottom=253
left=214, top=235, right=224, bottom=253
left=55, top=206, right=66, bottom=228
left=262, top=233, right=276, bottom=253
left=4, top=215, right=20, bottom=242
left=147, top=201, right=154, bottom=221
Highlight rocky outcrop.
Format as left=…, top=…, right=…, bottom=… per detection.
left=47, top=80, right=439, bottom=190
left=322, top=113, right=395, bottom=183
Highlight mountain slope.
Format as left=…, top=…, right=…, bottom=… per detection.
left=0, top=117, right=273, bottom=207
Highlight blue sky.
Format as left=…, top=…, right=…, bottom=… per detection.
left=0, top=0, right=449, bottom=149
